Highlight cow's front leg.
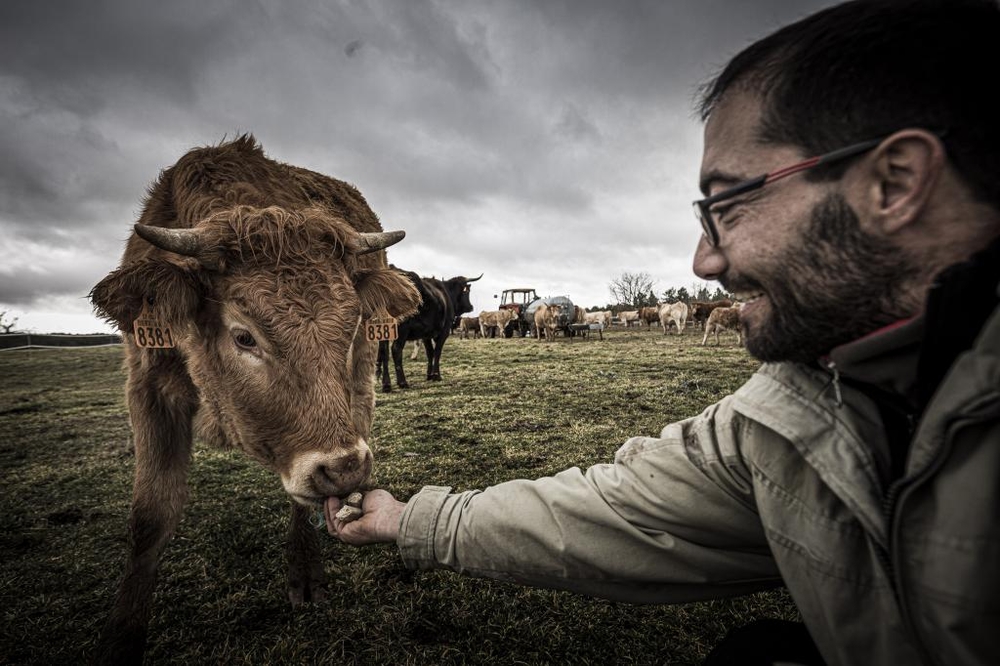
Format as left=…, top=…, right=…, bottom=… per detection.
left=424, top=338, right=440, bottom=381
left=391, top=340, right=409, bottom=389
left=376, top=340, right=393, bottom=393
left=287, top=502, right=327, bottom=605
left=95, top=357, right=197, bottom=665
left=427, top=334, right=448, bottom=380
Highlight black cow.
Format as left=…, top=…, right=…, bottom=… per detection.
left=378, top=269, right=481, bottom=392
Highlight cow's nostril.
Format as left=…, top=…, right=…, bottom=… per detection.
left=316, top=465, right=336, bottom=485
left=307, top=450, right=371, bottom=496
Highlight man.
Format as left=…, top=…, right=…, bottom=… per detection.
left=325, top=1, right=1000, bottom=664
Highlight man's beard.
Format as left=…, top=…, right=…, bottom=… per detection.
left=723, top=193, right=919, bottom=364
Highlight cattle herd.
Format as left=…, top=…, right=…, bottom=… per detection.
left=459, top=299, right=743, bottom=347
left=88, top=136, right=743, bottom=664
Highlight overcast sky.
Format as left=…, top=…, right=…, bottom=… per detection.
left=0, top=0, right=839, bottom=334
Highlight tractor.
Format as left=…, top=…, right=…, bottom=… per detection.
left=497, top=288, right=580, bottom=338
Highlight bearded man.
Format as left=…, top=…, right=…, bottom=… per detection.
left=323, top=2, right=1000, bottom=664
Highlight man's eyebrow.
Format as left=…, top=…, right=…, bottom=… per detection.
left=699, top=169, right=745, bottom=197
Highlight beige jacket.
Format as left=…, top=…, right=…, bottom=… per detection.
left=397, top=300, right=1000, bottom=666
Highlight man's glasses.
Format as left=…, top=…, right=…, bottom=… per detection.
left=693, top=135, right=888, bottom=247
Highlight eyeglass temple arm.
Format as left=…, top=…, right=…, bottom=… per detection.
left=765, top=137, right=887, bottom=184
left=703, top=174, right=768, bottom=205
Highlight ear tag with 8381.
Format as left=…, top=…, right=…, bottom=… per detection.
left=365, top=314, right=398, bottom=342
left=132, top=302, right=176, bottom=348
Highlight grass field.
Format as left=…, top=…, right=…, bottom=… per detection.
left=0, top=327, right=798, bottom=665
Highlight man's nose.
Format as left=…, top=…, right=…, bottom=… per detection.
left=693, top=235, right=727, bottom=281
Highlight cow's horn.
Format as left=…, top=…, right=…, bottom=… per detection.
left=355, top=230, right=406, bottom=254
left=466, top=273, right=483, bottom=282
left=134, top=224, right=205, bottom=257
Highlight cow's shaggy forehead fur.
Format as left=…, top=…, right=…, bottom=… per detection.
left=206, top=205, right=359, bottom=270
left=154, top=134, right=381, bottom=232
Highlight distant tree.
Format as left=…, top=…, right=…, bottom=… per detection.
left=676, top=287, right=691, bottom=303
left=711, top=286, right=733, bottom=301
left=0, top=311, right=18, bottom=334
left=689, top=283, right=711, bottom=301
left=608, top=272, right=656, bottom=309
left=661, top=287, right=678, bottom=303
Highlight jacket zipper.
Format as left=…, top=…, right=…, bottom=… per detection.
left=823, top=357, right=936, bottom=664
left=886, top=427, right=958, bottom=666
left=821, top=358, right=843, bottom=407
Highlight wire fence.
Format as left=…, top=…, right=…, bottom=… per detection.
left=0, top=333, right=122, bottom=351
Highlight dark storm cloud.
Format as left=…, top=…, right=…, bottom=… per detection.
left=0, top=0, right=840, bottom=331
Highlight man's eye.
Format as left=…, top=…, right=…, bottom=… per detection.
left=233, top=329, right=257, bottom=350
left=710, top=203, right=732, bottom=219
left=712, top=203, right=741, bottom=227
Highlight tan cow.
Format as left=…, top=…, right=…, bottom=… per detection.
left=618, top=310, right=640, bottom=327
left=533, top=302, right=564, bottom=341
left=583, top=310, right=611, bottom=328
left=658, top=301, right=689, bottom=335
left=88, top=135, right=420, bottom=664
left=701, top=303, right=744, bottom=346
left=690, top=299, right=734, bottom=330
left=478, top=309, right=518, bottom=338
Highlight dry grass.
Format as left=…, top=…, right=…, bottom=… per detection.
left=0, top=327, right=796, bottom=665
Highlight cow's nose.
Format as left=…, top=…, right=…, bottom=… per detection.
left=281, top=441, right=373, bottom=501
left=311, top=448, right=372, bottom=496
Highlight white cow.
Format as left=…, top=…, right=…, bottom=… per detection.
left=658, top=301, right=689, bottom=335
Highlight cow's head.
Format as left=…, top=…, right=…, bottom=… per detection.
left=445, top=273, right=482, bottom=317
left=90, top=205, right=420, bottom=504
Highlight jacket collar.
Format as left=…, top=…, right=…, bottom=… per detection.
left=824, top=234, right=1000, bottom=411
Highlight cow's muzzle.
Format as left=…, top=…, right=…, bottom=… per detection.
left=281, top=439, right=373, bottom=505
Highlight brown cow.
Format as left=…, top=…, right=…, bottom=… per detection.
left=458, top=316, right=481, bottom=339
left=533, top=302, right=564, bottom=341
left=701, top=303, right=744, bottom=346
left=88, top=135, right=420, bottom=664
left=639, top=306, right=660, bottom=327
left=690, top=299, right=734, bottom=330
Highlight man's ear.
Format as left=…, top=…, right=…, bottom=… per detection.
left=867, top=129, right=946, bottom=234
left=89, top=259, right=205, bottom=332
left=354, top=268, right=421, bottom=320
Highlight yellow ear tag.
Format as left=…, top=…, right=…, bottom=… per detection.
left=133, top=302, right=176, bottom=349
left=365, top=310, right=398, bottom=342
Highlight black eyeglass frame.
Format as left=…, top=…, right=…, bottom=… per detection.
left=692, top=135, right=890, bottom=247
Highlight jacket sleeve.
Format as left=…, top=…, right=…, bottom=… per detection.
left=396, top=393, right=783, bottom=603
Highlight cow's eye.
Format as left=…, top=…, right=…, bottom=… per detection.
left=233, top=329, right=257, bottom=351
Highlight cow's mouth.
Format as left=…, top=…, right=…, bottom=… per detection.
left=290, top=493, right=324, bottom=508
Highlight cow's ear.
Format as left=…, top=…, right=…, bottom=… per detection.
left=89, top=259, right=204, bottom=331
left=354, top=268, right=421, bottom=320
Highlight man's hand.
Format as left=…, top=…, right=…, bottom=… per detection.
left=324, top=489, right=405, bottom=545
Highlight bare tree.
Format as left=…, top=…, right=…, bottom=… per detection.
left=0, top=311, right=19, bottom=334
left=609, top=272, right=656, bottom=309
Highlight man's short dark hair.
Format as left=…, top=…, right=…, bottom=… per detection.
left=698, top=0, right=1000, bottom=208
